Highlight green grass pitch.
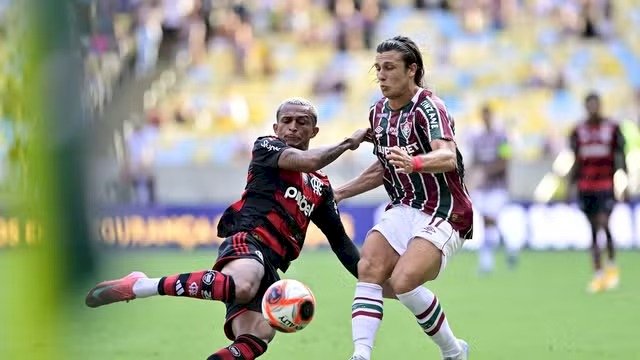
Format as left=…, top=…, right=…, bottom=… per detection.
left=61, top=249, right=639, bottom=359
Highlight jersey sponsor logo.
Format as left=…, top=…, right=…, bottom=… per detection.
left=388, top=126, right=398, bottom=136
left=261, top=139, right=281, bottom=152
left=202, top=270, right=215, bottom=285
left=578, top=127, right=613, bottom=143
left=420, top=100, right=439, bottom=129
left=284, top=187, right=316, bottom=217
left=377, top=143, right=420, bottom=155
left=579, top=144, right=611, bottom=157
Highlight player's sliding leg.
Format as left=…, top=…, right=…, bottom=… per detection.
left=85, top=259, right=262, bottom=307
left=208, top=311, right=273, bottom=360
left=391, top=238, right=466, bottom=360
left=350, top=231, right=399, bottom=360
left=86, top=234, right=265, bottom=307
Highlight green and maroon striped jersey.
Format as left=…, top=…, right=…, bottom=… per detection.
left=369, top=88, right=473, bottom=239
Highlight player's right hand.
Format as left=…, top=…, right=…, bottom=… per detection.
left=346, top=128, right=372, bottom=150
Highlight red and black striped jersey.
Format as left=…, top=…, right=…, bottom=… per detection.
left=369, top=88, right=474, bottom=239
left=570, top=119, right=626, bottom=192
left=217, top=136, right=344, bottom=263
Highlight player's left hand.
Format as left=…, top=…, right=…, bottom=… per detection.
left=387, top=147, right=413, bottom=174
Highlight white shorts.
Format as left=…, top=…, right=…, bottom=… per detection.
left=368, top=205, right=465, bottom=275
left=471, top=188, right=509, bottom=219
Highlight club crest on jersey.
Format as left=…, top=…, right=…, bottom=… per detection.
left=302, top=173, right=324, bottom=196
left=310, top=176, right=324, bottom=196
left=401, top=121, right=412, bottom=139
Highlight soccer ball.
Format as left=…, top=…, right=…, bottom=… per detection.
left=261, top=279, right=316, bottom=333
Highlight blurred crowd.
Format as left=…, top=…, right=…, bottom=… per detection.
left=0, top=0, right=639, bottom=204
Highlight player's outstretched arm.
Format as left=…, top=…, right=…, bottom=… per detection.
left=334, top=161, right=384, bottom=203
left=278, top=128, right=370, bottom=173
left=311, top=191, right=360, bottom=278
left=387, top=139, right=457, bottom=174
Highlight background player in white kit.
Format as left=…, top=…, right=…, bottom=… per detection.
left=468, top=104, right=516, bottom=274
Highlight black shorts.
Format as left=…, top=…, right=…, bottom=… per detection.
left=578, top=191, right=616, bottom=216
left=213, top=232, right=282, bottom=340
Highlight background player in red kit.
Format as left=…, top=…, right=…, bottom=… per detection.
left=85, top=98, right=370, bottom=359
left=569, top=92, right=626, bottom=293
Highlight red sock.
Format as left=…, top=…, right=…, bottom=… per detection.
left=207, top=334, right=268, bottom=360
left=158, top=270, right=235, bottom=302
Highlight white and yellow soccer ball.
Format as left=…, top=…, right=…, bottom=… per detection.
left=261, top=279, right=316, bottom=333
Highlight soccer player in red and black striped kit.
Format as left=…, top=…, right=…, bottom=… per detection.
left=569, top=92, right=626, bottom=293
left=85, top=98, right=372, bottom=359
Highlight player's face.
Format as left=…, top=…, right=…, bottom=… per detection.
left=585, top=97, right=601, bottom=117
left=274, top=104, right=319, bottom=150
left=374, top=50, right=416, bottom=99
left=482, top=107, right=492, bottom=128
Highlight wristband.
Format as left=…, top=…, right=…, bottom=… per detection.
left=411, top=156, right=423, bottom=172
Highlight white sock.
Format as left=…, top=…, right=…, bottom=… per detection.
left=351, top=282, right=384, bottom=360
left=397, top=287, right=461, bottom=357
left=132, top=277, right=160, bottom=298
left=479, top=225, right=500, bottom=272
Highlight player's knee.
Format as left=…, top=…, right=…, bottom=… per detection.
left=357, top=257, right=387, bottom=284
left=233, top=278, right=260, bottom=304
left=483, top=216, right=496, bottom=226
left=596, top=214, right=609, bottom=228
left=389, top=270, right=427, bottom=294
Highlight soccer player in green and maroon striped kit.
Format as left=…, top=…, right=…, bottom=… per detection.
left=335, top=36, right=473, bottom=360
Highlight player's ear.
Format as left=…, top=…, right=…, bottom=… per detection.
left=272, top=122, right=278, bottom=134
left=410, top=63, right=418, bottom=78
left=311, top=126, right=319, bottom=139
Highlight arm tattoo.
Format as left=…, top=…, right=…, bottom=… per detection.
left=279, top=139, right=351, bottom=172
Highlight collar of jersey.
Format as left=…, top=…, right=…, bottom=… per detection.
left=384, top=88, right=423, bottom=113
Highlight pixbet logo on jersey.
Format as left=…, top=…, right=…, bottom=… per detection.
left=284, top=187, right=315, bottom=217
